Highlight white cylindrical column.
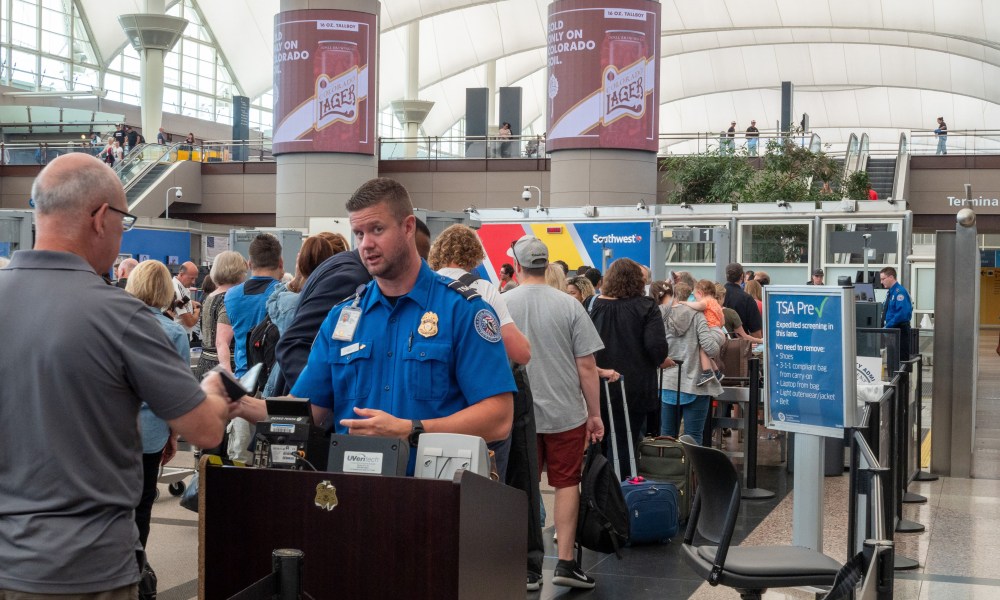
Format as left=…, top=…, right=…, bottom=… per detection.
left=141, top=49, right=164, bottom=142
left=118, top=12, right=187, bottom=141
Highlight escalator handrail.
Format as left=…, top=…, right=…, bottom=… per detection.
left=117, top=142, right=183, bottom=191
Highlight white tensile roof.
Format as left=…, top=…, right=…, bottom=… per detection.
left=82, top=0, right=1000, bottom=148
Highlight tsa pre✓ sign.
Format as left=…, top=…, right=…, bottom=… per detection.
left=764, top=287, right=856, bottom=437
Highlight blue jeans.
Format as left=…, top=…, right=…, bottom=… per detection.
left=660, top=390, right=711, bottom=445
left=936, top=136, right=947, bottom=155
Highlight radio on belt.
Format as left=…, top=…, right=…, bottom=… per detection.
left=252, top=397, right=329, bottom=470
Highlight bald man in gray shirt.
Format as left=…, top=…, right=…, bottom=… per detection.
left=0, top=154, right=237, bottom=597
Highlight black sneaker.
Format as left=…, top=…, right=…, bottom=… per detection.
left=552, top=559, right=596, bottom=589
left=527, top=572, right=542, bottom=592
left=697, top=370, right=715, bottom=386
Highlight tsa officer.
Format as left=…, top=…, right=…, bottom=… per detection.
left=879, top=266, right=913, bottom=362
left=234, top=179, right=514, bottom=468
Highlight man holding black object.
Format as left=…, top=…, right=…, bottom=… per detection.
left=0, top=154, right=236, bottom=597
left=235, top=178, right=514, bottom=470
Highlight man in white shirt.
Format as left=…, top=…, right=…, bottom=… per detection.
left=172, top=261, right=201, bottom=336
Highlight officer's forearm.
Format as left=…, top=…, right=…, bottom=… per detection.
left=424, top=393, right=513, bottom=443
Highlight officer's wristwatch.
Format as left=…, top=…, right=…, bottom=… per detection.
left=408, top=420, right=425, bottom=447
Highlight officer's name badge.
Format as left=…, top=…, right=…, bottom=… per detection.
left=332, top=306, right=362, bottom=341
left=418, top=311, right=439, bottom=338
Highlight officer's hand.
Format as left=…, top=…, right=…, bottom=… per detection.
left=341, top=407, right=408, bottom=439
left=586, top=416, right=604, bottom=443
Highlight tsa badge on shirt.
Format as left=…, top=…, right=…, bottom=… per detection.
left=896, top=294, right=904, bottom=301
left=474, top=309, right=502, bottom=343
left=332, top=306, right=362, bottom=341
left=418, top=312, right=439, bottom=338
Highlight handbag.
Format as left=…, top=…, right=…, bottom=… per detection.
left=179, top=471, right=199, bottom=513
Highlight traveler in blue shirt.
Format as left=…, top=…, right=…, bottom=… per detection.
left=880, top=266, right=913, bottom=362
left=225, top=233, right=282, bottom=461
left=225, top=233, right=283, bottom=377
left=235, top=178, right=514, bottom=465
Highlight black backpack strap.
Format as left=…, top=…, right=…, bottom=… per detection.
left=446, top=272, right=482, bottom=301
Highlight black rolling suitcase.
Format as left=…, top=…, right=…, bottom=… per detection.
left=637, top=361, right=694, bottom=522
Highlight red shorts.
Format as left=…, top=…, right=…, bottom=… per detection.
left=537, top=423, right=587, bottom=488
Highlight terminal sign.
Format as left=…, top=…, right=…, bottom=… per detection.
left=765, top=287, right=855, bottom=437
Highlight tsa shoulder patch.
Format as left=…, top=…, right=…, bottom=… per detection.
left=474, top=309, right=502, bottom=343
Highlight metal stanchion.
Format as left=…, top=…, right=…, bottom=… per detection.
left=911, top=351, right=938, bottom=482
left=228, top=549, right=306, bottom=600
left=883, top=373, right=920, bottom=571
left=741, top=356, right=774, bottom=500
left=893, top=367, right=926, bottom=532
left=900, top=357, right=929, bottom=503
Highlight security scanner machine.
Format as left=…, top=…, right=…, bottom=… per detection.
left=467, top=200, right=912, bottom=292
left=0, top=211, right=33, bottom=259
left=229, top=228, right=304, bottom=272
left=252, top=397, right=328, bottom=471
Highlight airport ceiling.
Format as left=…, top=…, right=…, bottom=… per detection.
left=87, top=0, right=1000, bottom=147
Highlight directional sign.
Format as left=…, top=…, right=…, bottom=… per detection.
left=764, top=286, right=856, bottom=437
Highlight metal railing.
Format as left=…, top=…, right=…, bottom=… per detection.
left=377, top=135, right=546, bottom=160
left=659, top=131, right=822, bottom=156
left=908, top=129, right=1000, bottom=155
left=201, top=139, right=273, bottom=162
left=0, top=139, right=273, bottom=166
left=0, top=141, right=108, bottom=165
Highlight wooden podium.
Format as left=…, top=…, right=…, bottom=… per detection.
left=199, top=463, right=527, bottom=600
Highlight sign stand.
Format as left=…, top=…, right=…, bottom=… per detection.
left=791, top=434, right=825, bottom=551
left=764, top=285, right=856, bottom=555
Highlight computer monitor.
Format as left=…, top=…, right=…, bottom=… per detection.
left=874, top=289, right=889, bottom=304
left=856, top=270, right=878, bottom=285
left=265, top=396, right=312, bottom=419
left=854, top=283, right=875, bottom=302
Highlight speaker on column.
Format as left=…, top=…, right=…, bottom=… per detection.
left=781, top=81, right=794, bottom=133
left=465, top=88, right=489, bottom=158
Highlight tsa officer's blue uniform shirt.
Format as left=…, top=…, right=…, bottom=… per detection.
left=291, top=261, right=517, bottom=437
left=882, top=281, right=913, bottom=328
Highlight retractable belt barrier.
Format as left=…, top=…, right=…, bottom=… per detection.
left=227, top=549, right=308, bottom=600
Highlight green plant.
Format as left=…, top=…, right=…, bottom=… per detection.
left=660, top=136, right=844, bottom=205
left=660, top=148, right=754, bottom=204
left=844, top=171, right=871, bottom=200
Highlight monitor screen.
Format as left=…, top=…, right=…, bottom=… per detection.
left=265, top=397, right=312, bottom=419
left=854, top=283, right=875, bottom=302
left=874, top=289, right=889, bottom=304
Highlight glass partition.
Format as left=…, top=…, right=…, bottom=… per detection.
left=659, top=222, right=729, bottom=282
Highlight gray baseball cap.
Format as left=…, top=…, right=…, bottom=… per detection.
left=507, top=235, right=549, bottom=268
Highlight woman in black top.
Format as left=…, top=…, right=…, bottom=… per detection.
left=588, top=258, right=669, bottom=476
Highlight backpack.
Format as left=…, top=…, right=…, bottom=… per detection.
left=576, top=442, right=630, bottom=558
left=245, top=315, right=280, bottom=394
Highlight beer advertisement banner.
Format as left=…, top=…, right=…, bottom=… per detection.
left=272, top=10, right=376, bottom=155
left=546, top=0, right=660, bottom=152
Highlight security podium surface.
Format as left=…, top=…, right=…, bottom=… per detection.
left=199, top=465, right=526, bottom=600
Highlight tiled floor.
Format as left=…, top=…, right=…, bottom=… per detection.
left=145, top=338, right=1000, bottom=599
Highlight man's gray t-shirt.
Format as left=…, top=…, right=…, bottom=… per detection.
left=504, top=284, right=604, bottom=433
left=0, top=251, right=206, bottom=594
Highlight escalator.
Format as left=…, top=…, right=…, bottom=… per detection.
left=125, top=163, right=169, bottom=205
left=114, top=143, right=199, bottom=217
left=865, top=157, right=896, bottom=200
